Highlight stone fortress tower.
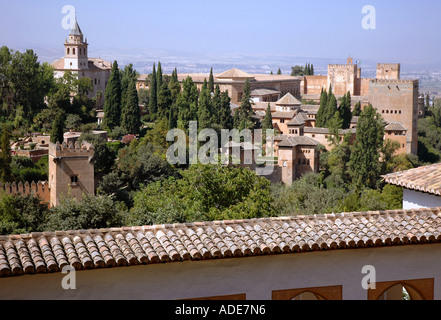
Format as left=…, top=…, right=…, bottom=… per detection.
left=48, top=141, right=95, bottom=207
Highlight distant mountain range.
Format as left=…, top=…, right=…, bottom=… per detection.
left=25, top=45, right=441, bottom=79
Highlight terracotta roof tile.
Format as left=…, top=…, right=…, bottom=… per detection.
left=383, top=163, right=441, bottom=195
left=1, top=208, right=441, bottom=277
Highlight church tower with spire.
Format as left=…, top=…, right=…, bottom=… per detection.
left=63, top=20, right=89, bottom=70
left=52, top=17, right=112, bottom=107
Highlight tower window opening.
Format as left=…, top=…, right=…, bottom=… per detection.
left=70, top=175, right=79, bottom=185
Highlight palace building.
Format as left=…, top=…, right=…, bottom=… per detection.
left=51, top=20, right=112, bottom=107
left=301, top=58, right=419, bottom=155
left=137, top=68, right=302, bottom=105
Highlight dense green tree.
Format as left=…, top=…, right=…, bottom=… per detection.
left=0, top=126, right=12, bottom=183
left=78, top=132, right=116, bottom=178
left=291, top=65, right=304, bottom=76
left=0, top=195, right=49, bottom=235
left=349, top=104, right=385, bottom=189
left=277, top=68, right=282, bottom=75
left=103, top=61, right=122, bottom=130
left=45, top=195, right=122, bottom=231
left=0, top=47, right=54, bottom=127
left=121, top=79, right=141, bottom=134
left=120, top=64, right=138, bottom=108
left=127, top=163, right=276, bottom=225
left=177, top=76, right=199, bottom=131
left=157, top=82, right=172, bottom=120
left=116, top=141, right=176, bottom=191
left=50, top=114, right=64, bottom=144
left=10, top=156, right=47, bottom=183
left=65, top=114, right=82, bottom=131
left=352, top=101, right=362, bottom=117
left=141, top=117, right=170, bottom=153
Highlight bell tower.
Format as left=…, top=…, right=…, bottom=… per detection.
left=64, top=19, right=89, bottom=70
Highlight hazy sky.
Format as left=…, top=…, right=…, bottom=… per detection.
left=0, top=0, right=440, bottom=65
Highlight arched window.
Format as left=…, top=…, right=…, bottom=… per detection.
left=272, top=286, right=342, bottom=300
left=73, top=48, right=76, bottom=55
left=291, top=291, right=326, bottom=301
left=67, top=48, right=70, bottom=55
left=368, top=279, right=433, bottom=300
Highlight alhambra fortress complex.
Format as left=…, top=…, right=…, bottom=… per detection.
left=0, top=21, right=423, bottom=206
left=5, top=19, right=441, bottom=302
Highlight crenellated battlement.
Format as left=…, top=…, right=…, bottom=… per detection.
left=328, top=64, right=357, bottom=69
left=0, top=180, right=50, bottom=204
left=49, top=141, right=94, bottom=158
left=369, top=79, right=417, bottom=85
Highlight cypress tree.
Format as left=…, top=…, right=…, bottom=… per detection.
left=262, top=103, right=273, bottom=132
left=50, top=114, right=65, bottom=144
left=208, top=67, right=215, bottom=93
left=121, top=79, right=141, bottom=134
left=310, top=64, right=314, bottom=75
left=149, top=63, right=158, bottom=120
left=103, top=60, right=122, bottom=130
left=339, top=91, right=352, bottom=129
left=239, top=79, right=253, bottom=122
left=0, top=127, right=12, bottom=183
left=168, top=102, right=177, bottom=129
left=157, top=82, right=172, bottom=120
left=211, top=84, right=222, bottom=124
left=219, top=90, right=233, bottom=130
left=277, top=68, right=282, bottom=75
left=349, top=104, right=385, bottom=189
left=316, top=88, right=328, bottom=127
left=120, top=64, right=137, bottom=108
left=233, top=108, right=240, bottom=129
left=177, top=76, right=199, bottom=131
left=197, top=79, right=213, bottom=130
left=325, top=93, right=338, bottom=127
left=304, top=63, right=308, bottom=76
left=157, top=61, right=163, bottom=95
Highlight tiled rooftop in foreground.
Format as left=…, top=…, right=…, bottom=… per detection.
left=383, top=162, right=441, bottom=195
left=1, top=207, right=441, bottom=278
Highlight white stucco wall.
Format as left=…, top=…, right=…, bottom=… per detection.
left=403, top=189, right=441, bottom=210
left=1, top=243, right=441, bottom=300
